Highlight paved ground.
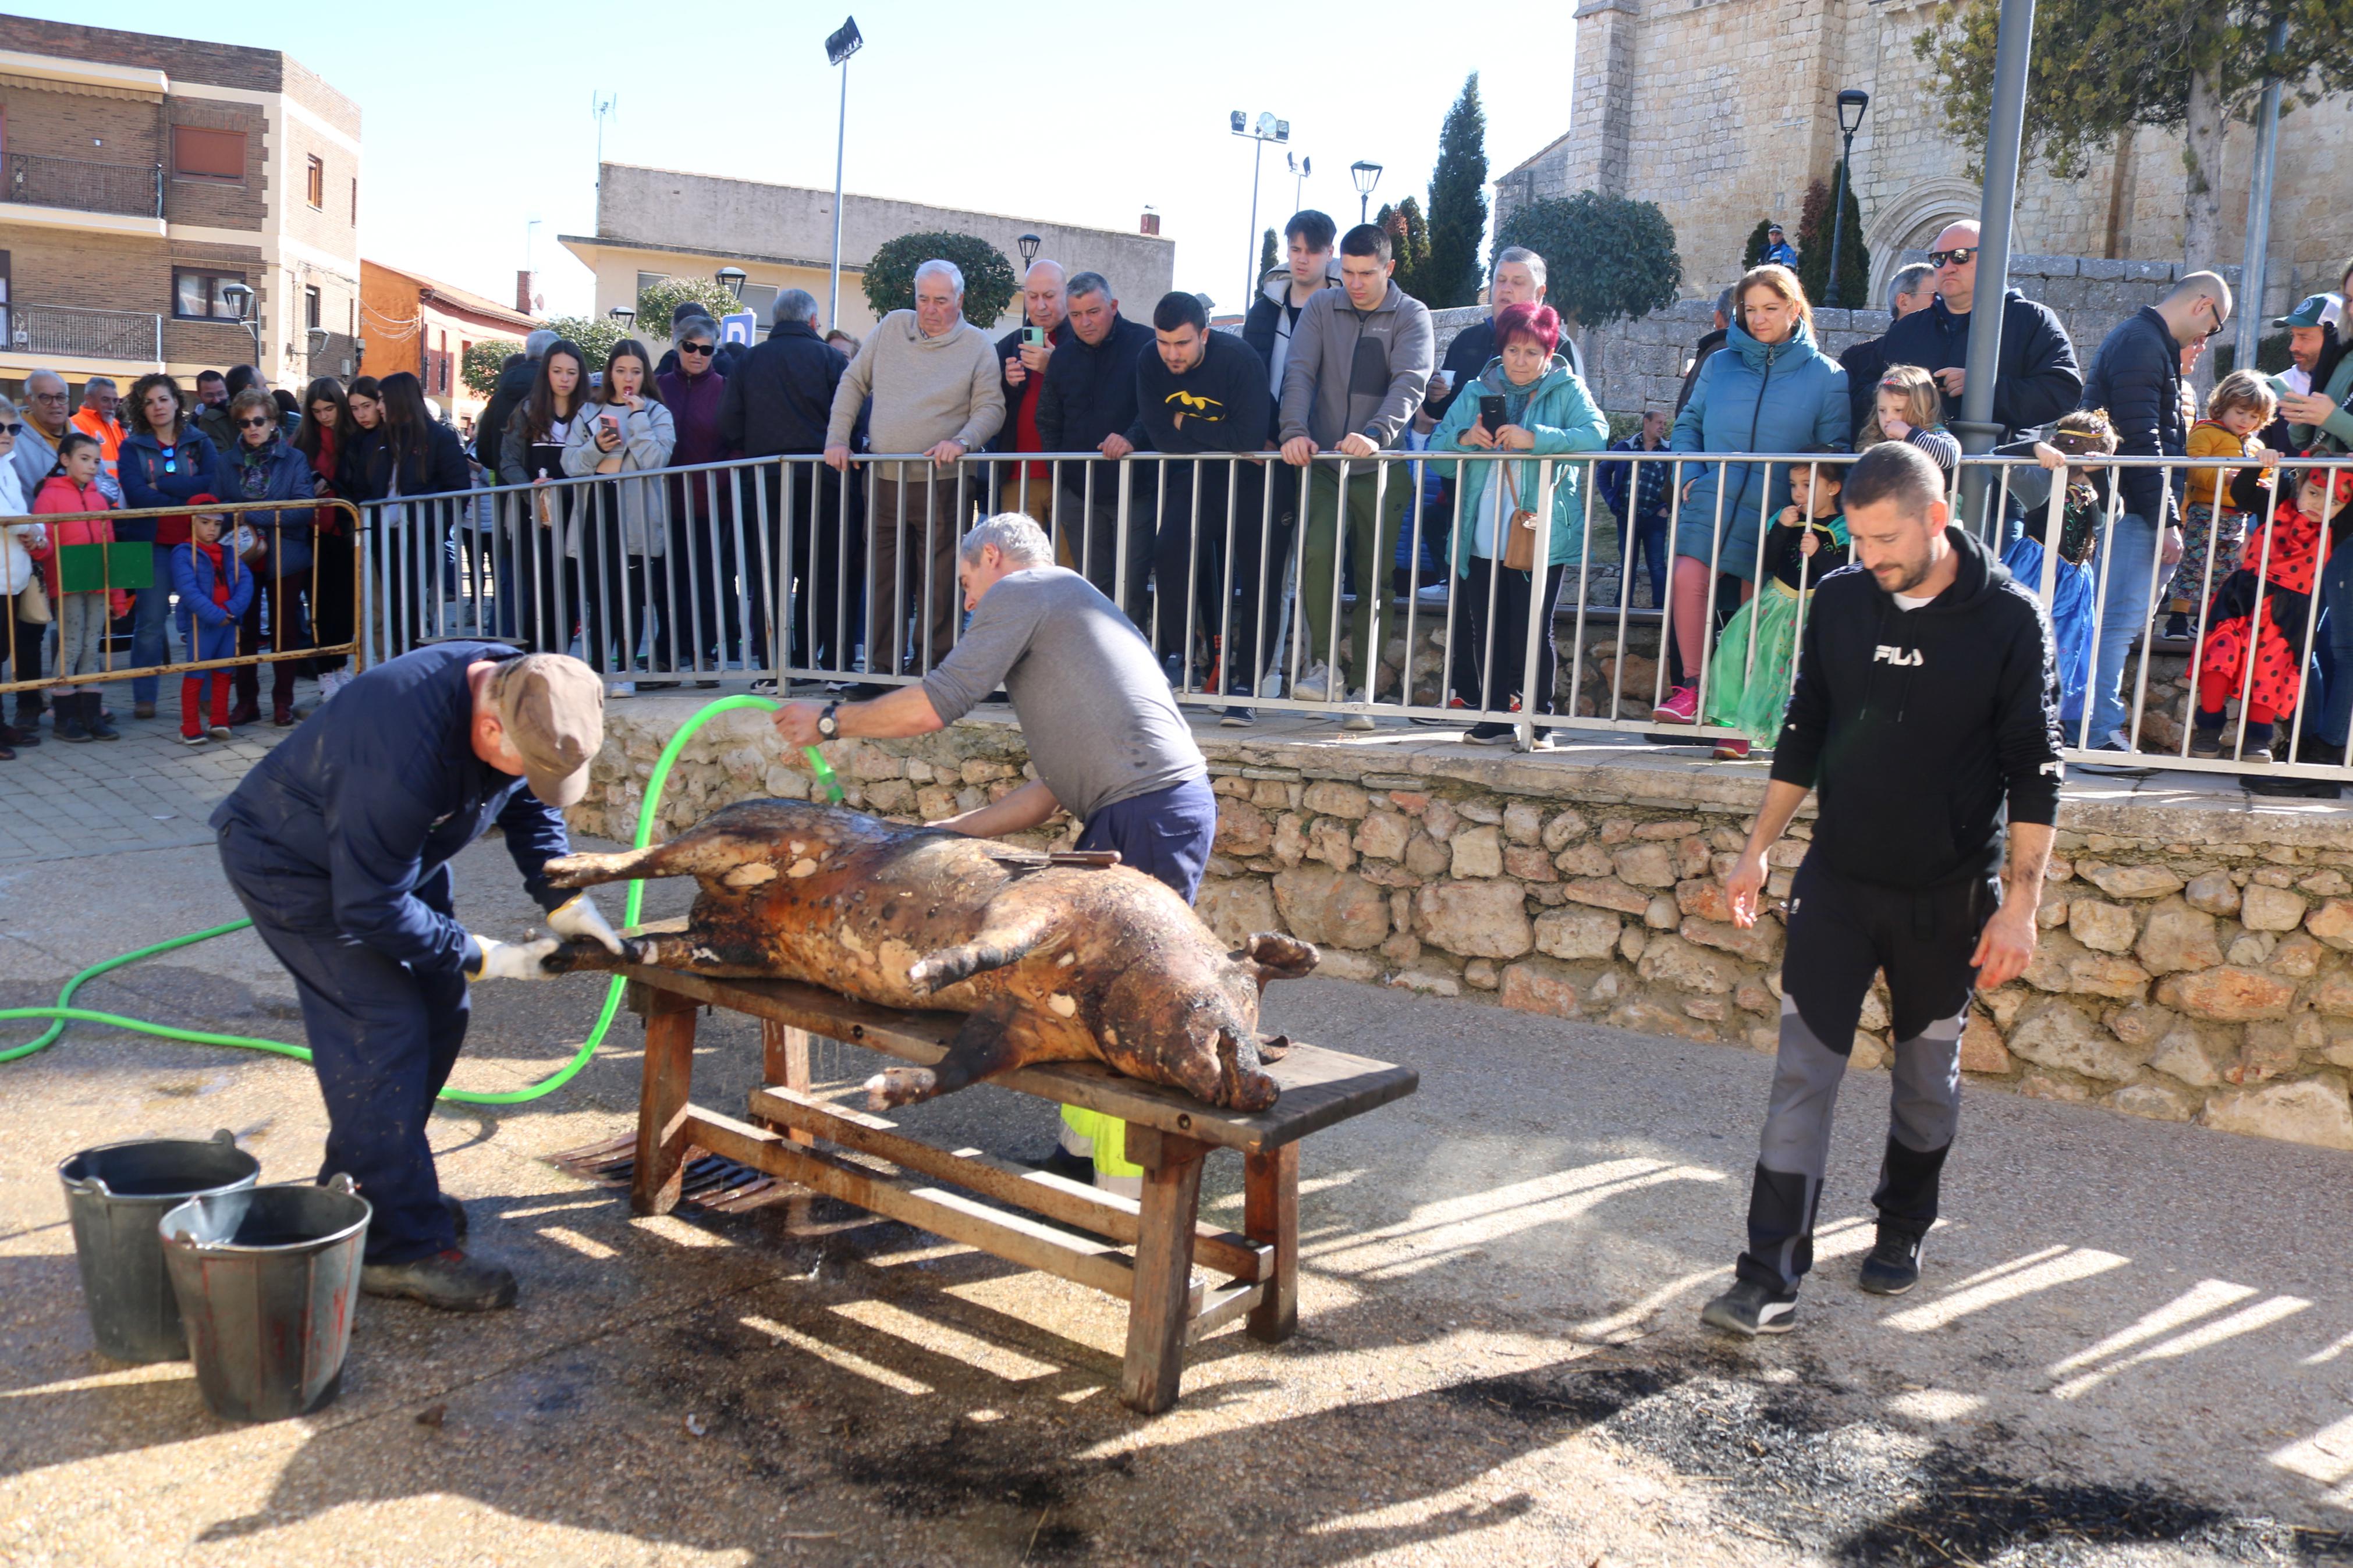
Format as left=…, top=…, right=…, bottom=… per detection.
left=4, top=682, right=2353, bottom=1566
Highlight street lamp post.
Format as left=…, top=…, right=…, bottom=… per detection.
left=1017, top=233, right=1041, bottom=271
left=1231, top=111, right=1289, bottom=319
left=1955, top=0, right=2036, bottom=538
left=219, top=280, right=262, bottom=364
left=2236, top=17, right=2290, bottom=372
left=609, top=305, right=636, bottom=332
left=1350, top=160, right=1382, bottom=225
left=716, top=266, right=747, bottom=302
left=1823, top=89, right=1869, bottom=308
left=824, top=17, right=863, bottom=332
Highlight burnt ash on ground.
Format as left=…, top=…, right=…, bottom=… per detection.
left=1446, top=1341, right=2353, bottom=1566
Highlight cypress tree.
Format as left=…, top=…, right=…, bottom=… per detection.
left=1259, top=227, right=1279, bottom=282
left=1422, top=73, right=1487, bottom=308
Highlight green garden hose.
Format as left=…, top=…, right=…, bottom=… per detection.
left=0, top=693, right=784, bottom=1105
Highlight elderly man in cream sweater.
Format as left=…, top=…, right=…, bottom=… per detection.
left=826, top=259, right=1006, bottom=681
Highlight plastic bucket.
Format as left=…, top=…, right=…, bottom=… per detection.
left=58, top=1129, right=261, bottom=1363
left=159, top=1174, right=372, bottom=1422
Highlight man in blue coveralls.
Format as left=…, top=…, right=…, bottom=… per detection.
left=212, top=645, right=623, bottom=1311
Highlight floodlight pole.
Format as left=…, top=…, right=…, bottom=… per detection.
left=1955, top=0, right=2034, bottom=539
left=2235, top=16, right=2289, bottom=371
left=829, top=57, right=850, bottom=331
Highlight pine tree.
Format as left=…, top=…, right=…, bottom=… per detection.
left=1742, top=219, right=1773, bottom=271
left=1422, top=73, right=1488, bottom=308
left=1259, top=227, right=1279, bottom=282
left=1795, top=166, right=1871, bottom=308
left=1380, top=198, right=1432, bottom=300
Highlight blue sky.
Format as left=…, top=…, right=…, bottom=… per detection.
left=110, top=1, right=1574, bottom=318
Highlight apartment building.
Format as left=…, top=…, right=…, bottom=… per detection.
left=0, top=17, right=361, bottom=395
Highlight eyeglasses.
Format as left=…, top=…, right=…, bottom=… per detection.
left=237, top=415, right=274, bottom=429
left=679, top=342, right=715, bottom=357
left=2205, top=301, right=2230, bottom=340
left=29, top=391, right=65, bottom=402
left=1928, top=247, right=1979, bottom=268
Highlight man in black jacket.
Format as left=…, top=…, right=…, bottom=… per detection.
left=474, top=329, right=555, bottom=475
left=1876, top=222, right=2082, bottom=443
left=2077, top=273, right=2230, bottom=755
left=718, top=288, right=858, bottom=685
left=1702, top=442, right=2059, bottom=1337
left=1241, top=210, right=1337, bottom=443
left=1128, top=291, right=1275, bottom=721
left=1038, top=271, right=1155, bottom=614
left=1673, top=288, right=1736, bottom=417
left=988, top=259, right=1071, bottom=526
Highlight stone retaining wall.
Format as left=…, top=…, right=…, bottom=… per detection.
left=572, top=701, right=2353, bottom=1154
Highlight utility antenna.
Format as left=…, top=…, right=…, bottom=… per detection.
left=592, top=93, right=618, bottom=182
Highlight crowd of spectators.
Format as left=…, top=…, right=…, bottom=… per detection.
left=5, top=210, right=2352, bottom=789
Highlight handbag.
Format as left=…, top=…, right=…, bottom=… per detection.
left=1499, top=460, right=1543, bottom=573
left=16, top=575, right=50, bottom=625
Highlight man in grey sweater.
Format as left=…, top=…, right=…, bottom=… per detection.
left=825, top=259, right=1006, bottom=678
left=772, top=512, right=1215, bottom=1195
left=1277, top=223, right=1433, bottom=728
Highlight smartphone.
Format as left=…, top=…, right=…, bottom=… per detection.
left=1479, top=395, right=1506, bottom=434
left=1023, top=326, right=1046, bottom=348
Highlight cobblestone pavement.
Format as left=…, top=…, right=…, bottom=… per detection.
left=0, top=684, right=304, bottom=865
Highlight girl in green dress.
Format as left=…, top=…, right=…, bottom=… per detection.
left=1702, top=453, right=1848, bottom=758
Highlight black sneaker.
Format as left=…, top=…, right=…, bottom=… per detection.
left=1219, top=706, right=1257, bottom=727
left=443, top=1192, right=469, bottom=1243
left=361, top=1248, right=518, bottom=1312
left=1700, top=1278, right=1798, bottom=1336
left=1464, top=721, right=1515, bottom=745
left=1858, top=1231, right=1922, bottom=1296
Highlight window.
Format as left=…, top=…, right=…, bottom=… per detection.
left=172, top=267, right=246, bottom=321
left=171, top=126, right=245, bottom=182
left=304, top=285, right=321, bottom=330
left=349, top=177, right=357, bottom=225
left=635, top=271, right=665, bottom=294
left=306, top=155, right=323, bottom=208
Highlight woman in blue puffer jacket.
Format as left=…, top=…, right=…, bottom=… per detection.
left=1659, top=265, right=1848, bottom=723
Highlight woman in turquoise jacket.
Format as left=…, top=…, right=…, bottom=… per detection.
left=1430, top=303, right=1610, bottom=743
left=1658, top=265, right=1849, bottom=723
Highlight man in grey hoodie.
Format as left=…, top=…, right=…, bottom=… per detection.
left=826, top=259, right=1006, bottom=679
left=1277, top=223, right=1433, bottom=727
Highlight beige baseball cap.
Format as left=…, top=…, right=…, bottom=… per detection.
left=491, top=653, right=603, bottom=807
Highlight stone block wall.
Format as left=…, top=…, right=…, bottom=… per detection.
left=573, top=702, right=2353, bottom=1154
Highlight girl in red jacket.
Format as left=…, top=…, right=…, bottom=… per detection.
left=29, top=433, right=127, bottom=741
left=2192, top=465, right=2353, bottom=764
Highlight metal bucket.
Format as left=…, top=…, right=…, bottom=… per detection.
left=58, top=1129, right=261, bottom=1363
left=159, top=1174, right=372, bottom=1422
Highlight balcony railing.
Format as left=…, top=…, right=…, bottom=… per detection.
left=6, top=303, right=162, bottom=362
left=6, top=151, right=164, bottom=218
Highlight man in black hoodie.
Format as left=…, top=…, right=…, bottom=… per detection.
left=1127, top=290, right=1273, bottom=720
left=1701, top=441, right=2061, bottom=1338
left=1038, top=271, right=1155, bottom=616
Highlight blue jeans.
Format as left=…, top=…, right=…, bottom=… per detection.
left=2086, top=513, right=2163, bottom=746
left=1620, top=509, right=1669, bottom=609
left=127, top=545, right=178, bottom=704
left=2314, top=538, right=2353, bottom=750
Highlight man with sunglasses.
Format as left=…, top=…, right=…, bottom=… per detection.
left=655, top=316, right=733, bottom=691
left=1876, top=220, right=2081, bottom=456
left=2077, top=271, right=2234, bottom=762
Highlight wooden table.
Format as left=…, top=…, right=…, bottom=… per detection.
left=617, top=960, right=1417, bottom=1413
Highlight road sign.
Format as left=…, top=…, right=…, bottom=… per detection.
left=719, top=311, right=757, bottom=345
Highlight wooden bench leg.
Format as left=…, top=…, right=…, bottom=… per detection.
left=1244, top=1142, right=1300, bottom=1344
left=761, top=1022, right=815, bottom=1147
left=631, top=985, right=701, bottom=1216
left=1120, top=1127, right=1208, bottom=1415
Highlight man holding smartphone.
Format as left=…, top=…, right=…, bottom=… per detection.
left=990, top=259, right=1070, bottom=530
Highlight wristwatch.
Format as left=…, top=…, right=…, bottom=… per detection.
left=816, top=702, right=840, bottom=739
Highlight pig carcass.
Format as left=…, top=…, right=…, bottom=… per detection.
left=541, top=799, right=1316, bottom=1112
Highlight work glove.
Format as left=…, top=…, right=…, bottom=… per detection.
left=466, top=935, right=559, bottom=982
left=548, top=893, right=623, bottom=955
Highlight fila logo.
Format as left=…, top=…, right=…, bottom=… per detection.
left=1872, top=645, right=1924, bottom=666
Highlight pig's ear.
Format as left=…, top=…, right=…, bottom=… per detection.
left=1255, top=1032, right=1294, bottom=1062
left=1234, top=931, right=1318, bottom=991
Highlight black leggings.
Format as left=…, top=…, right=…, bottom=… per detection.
left=1463, top=557, right=1569, bottom=717
left=1737, top=856, right=1996, bottom=1295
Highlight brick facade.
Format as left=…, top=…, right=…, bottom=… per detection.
left=0, top=20, right=359, bottom=387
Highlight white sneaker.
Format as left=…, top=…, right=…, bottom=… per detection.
left=1293, top=660, right=1335, bottom=702
left=1341, top=688, right=1375, bottom=732
left=1415, top=582, right=1450, bottom=605
left=608, top=680, right=636, bottom=699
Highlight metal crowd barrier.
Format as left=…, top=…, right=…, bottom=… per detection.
left=2, top=495, right=363, bottom=695
left=349, top=447, right=2353, bottom=785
